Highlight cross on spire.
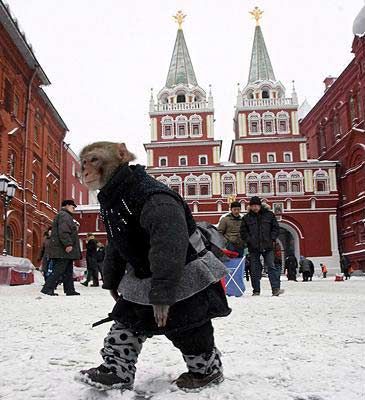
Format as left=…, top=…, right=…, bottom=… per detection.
left=249, top=6, right=264, bottom=26
left=173, top=10, right=186, bottom=30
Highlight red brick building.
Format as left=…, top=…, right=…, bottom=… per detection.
left=300, top=10, right=365, bottom=271
left=77, top=10, right=341, bottom=272
left=0, top=2, right=87, bottom=265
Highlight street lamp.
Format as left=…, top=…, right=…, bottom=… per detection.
left=0, top=174, right=17, bottom=256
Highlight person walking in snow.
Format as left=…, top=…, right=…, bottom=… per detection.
left=81, top=233, right=99, bottom=287
left=240, top=196, right=282, bottom=296
left=341, top=255, right=351, bottom=280
left=38, top=227, right=52, bottom=281
left=299, top=256, right=311, bottom=282
left=284, top=254, right=298, bottom=281
left=320, top=263, right=328, bottom=278
left=218, top=201, right=244, bottom=257
left=41, top=200, right=81, bottom=296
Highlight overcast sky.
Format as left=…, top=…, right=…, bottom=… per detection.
left=6, top=0, right=364, bottom=163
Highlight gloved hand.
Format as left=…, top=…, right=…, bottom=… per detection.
left=152, top=304, right=170, bottom=328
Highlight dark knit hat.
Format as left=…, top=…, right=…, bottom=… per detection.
left=249, top=196, right=261, bottom=206
left=61, top=199, right=77, bottom=208
left=230, top=201, right=241, bottom=209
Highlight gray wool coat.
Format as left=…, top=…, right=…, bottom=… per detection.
left=47, top=209, right=82, bottom=260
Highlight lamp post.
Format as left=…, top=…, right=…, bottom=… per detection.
left=0, top=174, right=17, bottom=256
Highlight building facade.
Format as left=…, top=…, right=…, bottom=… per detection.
left=76, top=9, right=345, bottom=272
left=143, top=9, right=340, bottom=271
left=0, top=2, right=87, bottom=265
left=300, top=21, right=365, bottom=270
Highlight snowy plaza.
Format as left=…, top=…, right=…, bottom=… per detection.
left=0, top=273, right=364, bottom=400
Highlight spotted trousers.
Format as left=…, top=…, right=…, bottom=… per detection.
left=100, top=320, right=223, bottom=385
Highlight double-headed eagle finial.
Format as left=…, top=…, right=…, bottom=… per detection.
left=173, top=10, right=186, bottom=30
left=250, top=6, right=264, bottom=26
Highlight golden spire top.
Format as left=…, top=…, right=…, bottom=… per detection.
left=173, top=10, right=186, bottom=30
left=250, top=6, right=264, bottom=26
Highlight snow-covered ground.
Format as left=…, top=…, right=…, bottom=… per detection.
left=0, top=272, right=364, bottom=400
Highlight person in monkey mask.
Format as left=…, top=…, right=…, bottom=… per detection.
left=77, top=141, right=231, bottom=392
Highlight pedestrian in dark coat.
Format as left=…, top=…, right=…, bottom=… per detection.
left=341, top=255, right=351, bottom=280
left=240, top=196, right=282, bottom=296
left=38, top=227, right=52, bottom=280
left=78, top=142, right=231, bottom=392
left=96, top=242, right=105, bottom=281
left=41, top=200, right=81, bottom=296
left=284, top=254, right=298, bottom=281
left=309, top=259, right=315, bottom=281
left=81, top=233, right=99, bottom=287
left=299, top=256, right=311, bottom=282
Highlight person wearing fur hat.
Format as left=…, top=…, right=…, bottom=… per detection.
left=240, top=196, right=282, bottom=296
left=217, top=201, right=245, bottom=257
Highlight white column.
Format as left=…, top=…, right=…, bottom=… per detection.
left=206, top=114, right=214, bottom=138
left=147, top=149, right=154, bottom=167
left=239, top=113, right=247, bottom=137
left=236, top=171, right=245, bottom=194
left=235, top=145, right=243, bottom=163
left=213, top=146, right=220, bottom=163
left=291, top=111, right=300, bottom=135
left=329, top=214, right=339, bottom=256
left=329, top=168, right=337, bottom=191
left=150, top=118, right=158, bottom=141
left=304, top=170, right=313, bottom=192
left=300, top=143, right=308, bottom=161
left=212, top=172, right=221, bottom=195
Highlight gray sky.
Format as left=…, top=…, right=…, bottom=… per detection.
left=7, top=0, right=364, bottom=163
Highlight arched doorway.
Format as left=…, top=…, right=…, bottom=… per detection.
left=5, top=226, right=14, bottom=256
left=278, top=221, right=301, bottom=261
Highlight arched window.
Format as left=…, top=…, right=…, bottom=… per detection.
left=53, top=189, right=58, bottom=208
left=9, top=152, right=16, bottom=177
left=161, top=116, right=174, bottom=139
left=6, top=225, right=14, bottom=255
left=189, top=114, right=202, bottom=137
left=277, top=111, right=290, bottom=134
left=159, top=157, right=168, bottom=167
left=260, top=172, right=274, bottom=194
left=184, top=175, right=198, bottom=198
left=289, top=171, right=304, bottom=194
left=198, top=174, right=211, bottom=197
left=46, top=183, right=51, bottom=205
left=263, top=112, right=275, bottom=134
left=262, top=87, right=270, bottom=99
left=199, top=155, right=208, bottom=165
left=177, top=93, right=186, bottom=103
left=179, top=156, right=187, bottom=166
left=349, top=96, right=356, bottom=123
left=156, top=175, right=169, bottom=186
left=314, top=170, right=330, bottom=194
left=247, top=90, right=254, bottom=99
left=248, top=112, right=261, bottom=135
left=176, top=115, right=188, bottom=138
left=276, top=171, right=290, bottom=194
left=246, top=172, right=259, bottom=195
left=221, top=172, right=236, bottom=197
left=168, top=175, right=182, bottom=195
left=333, top=115, right=341, bottom=139
left=31, top=173, right=37, bottom=195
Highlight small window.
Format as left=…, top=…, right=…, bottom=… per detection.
left=4, top=79, right=12, bottom=113
left=251, top=121, right=259, bottom=133
left=179, top=156, right=187, bottom=166
left=9, top=152, right=16, bottom=177
left=199, top=155, right=208, bottom=165
left=164, top=125, right=172, bottom=136
left=278, top=182, right=288, bottom=193
left=177, top=94, right=186, bottom=103
left=79, top=191, right=83, bottom=204
left=284, top=152, right=293, bottom=162
left=262, top=90, right=270, bottom=99
left=34, top=126, right=39, bottom=144
left=72, top=162, right=76, bottom=176
left=192, top=124, right=200, bottom=136
left=316, top=181, right=327, bottom=192
left=251, top=153, right=260, bottom=163
left=187, top=184, right=197, bottom=196
left=264, top=120, right=274, bottom=133
left=200, top=184, right=210, bottom=196
left=223, top=182, right=235, bottom=195
left=178, top=124, right=186, bottom=136
left=248, top=182, right=258, bottom=194
left=262, top=183, right=271, bottom=193
left=46, top=184, right=51, bottom=204
left=13, top=94, right=19, bottom=117
left=159, top=157, right=168, bottom=167
left=291, top=182, right=301, bottom=193
left=31, top=173, right=37, bottom=195
left=267, top=153, right=276, bottom=163
left=72, top=184, right=76, bottom=199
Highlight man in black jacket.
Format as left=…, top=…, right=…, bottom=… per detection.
left=77, top=142, right=231, bottom=392
left=81, top=233, right=99, bottom=286
left=240, top=196, right=282, bottom=296
left=41, top=200, right=81, bottom=296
